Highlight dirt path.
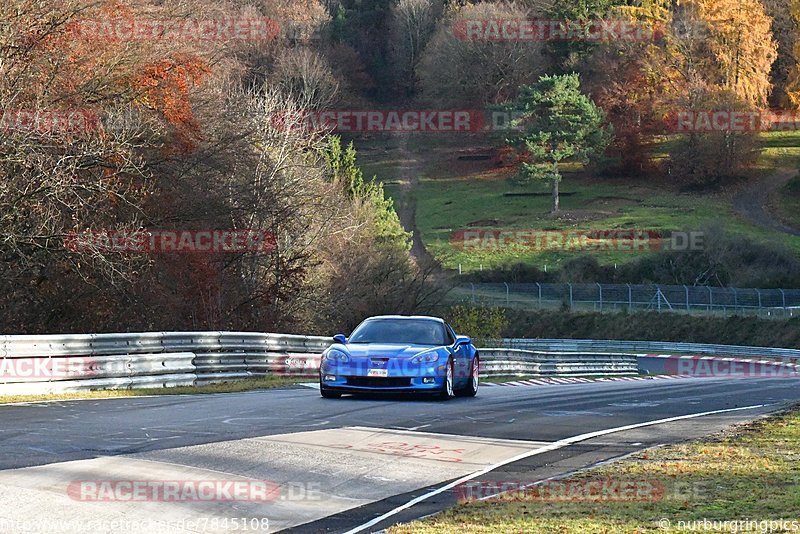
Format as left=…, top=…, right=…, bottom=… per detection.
left=732, top=168, right=800, bottom=236
left=392, top=133, right=440, bottom=267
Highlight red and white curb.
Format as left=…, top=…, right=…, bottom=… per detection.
left=483, top=375, right=688, bottom=387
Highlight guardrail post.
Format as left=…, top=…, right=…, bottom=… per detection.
left=780, top=288, right=787, bottom=310
left=597, top=282, right=603, bottom=311
left=536, top=282, right=542, bottom=307
left=756, top=288, right=762, bottom=308
left=708, top=286, right=713, bottom=311
left=504, top=282, right=509, bottom=307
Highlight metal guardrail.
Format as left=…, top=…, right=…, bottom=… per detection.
left=0, top=332, right=331, bottom=395
left=0, top=352, right=197, bottom=395
left=2, top=332, right=799, bottom=396
left=501, top=339, right=800, bottom=362
left=480, top=350, right=637, bottom=377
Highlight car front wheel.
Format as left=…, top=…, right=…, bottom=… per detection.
left=438, top=358, right=455, bottom=400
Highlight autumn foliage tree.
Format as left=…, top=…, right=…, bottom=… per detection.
left=0, top=0, right=439, bottom=333
left=588, top=0, right=777, bottom=182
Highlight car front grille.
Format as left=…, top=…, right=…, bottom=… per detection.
left=346, top=377, right=412, bottom=388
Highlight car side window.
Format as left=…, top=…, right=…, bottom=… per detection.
left=444, top=324, right=456, bottom=345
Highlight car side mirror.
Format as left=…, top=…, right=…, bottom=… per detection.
left=455, top=335, right=471, bottom=346
left=333, top=334, right=347, bottom=345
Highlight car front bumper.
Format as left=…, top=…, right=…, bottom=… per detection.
left=319, top=374, right=447, bottom=393
left=319, top=356, right=449, bottom=392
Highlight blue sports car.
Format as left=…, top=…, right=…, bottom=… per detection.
left=319, top=315, right=479, bottom=400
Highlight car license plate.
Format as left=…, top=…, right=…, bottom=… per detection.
left=367, top=369, right=388, bottom=377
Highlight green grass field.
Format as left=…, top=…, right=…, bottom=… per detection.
left=776, top=173, right=800, bottom=229
left=355, top=131, right=800, bottom=273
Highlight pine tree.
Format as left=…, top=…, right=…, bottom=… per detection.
left=506, top=74, right=612, bottom=214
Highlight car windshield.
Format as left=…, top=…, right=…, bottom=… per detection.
left=348, top=319, right=448, bottom=346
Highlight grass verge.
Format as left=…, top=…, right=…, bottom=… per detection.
left=0, top=375, right=308, bottom=404
left=392, top=406, right=800, bottom=533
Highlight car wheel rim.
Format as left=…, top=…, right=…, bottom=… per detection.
left=446, top=362, right=454, bottom=396
left=472, top=359, right=479, bottom=390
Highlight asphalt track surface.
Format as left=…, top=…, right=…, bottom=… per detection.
left=0, top=376, right=798, bottom=533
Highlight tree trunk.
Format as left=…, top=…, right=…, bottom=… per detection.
left=551, top=177, right=559, bottom=214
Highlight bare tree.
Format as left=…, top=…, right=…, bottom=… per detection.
left=272, top=48, right=340, bottom=109
left=417, top=1, right=550, bottom=106
left=388, top=0, right=443, bottom=95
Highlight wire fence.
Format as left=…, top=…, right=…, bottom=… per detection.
left=449, top=283, right=800, bottom=318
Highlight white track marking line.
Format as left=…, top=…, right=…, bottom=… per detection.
left=342, top=403, right=770, bottom=534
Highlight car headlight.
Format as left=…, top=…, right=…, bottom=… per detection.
left=322, top=349, right=350, bottom=363
left=411, top=352, right=440, bottom=364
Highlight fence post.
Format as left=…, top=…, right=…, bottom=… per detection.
left=684, top=285, right=690, bottom=312
left=568, top=283, right=574, bottom=311
left=597, top=282, right=603, bottom=311
left=504, top=282, right=509, bottom=307
left=536, top=282, right=542, bottom=307
left=627, top=283, right=632, bottom=312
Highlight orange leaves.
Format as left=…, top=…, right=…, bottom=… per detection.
left=4, top=1, right=214, bottom=152
left=133, top=54, right=211, bottom=152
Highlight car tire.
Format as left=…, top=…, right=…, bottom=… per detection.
left=456, top=355, right=479, bottom=398
left=320, top=387, right=341, bottom=399
left=438, top=358, right=455, bottom=401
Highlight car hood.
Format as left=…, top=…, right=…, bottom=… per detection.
left=334, top=343, right=441, bottom=358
